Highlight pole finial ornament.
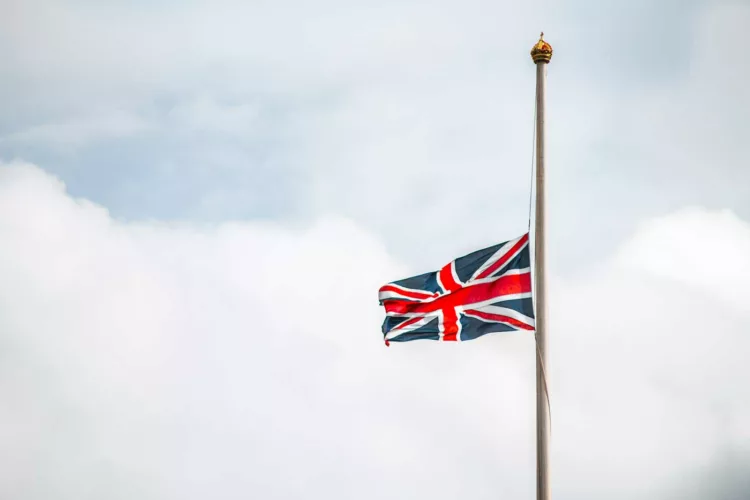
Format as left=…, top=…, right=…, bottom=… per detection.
left=531, top=33, right=553, bottom=64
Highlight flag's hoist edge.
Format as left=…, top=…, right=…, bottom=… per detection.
left=378, top=233, right=535, bottom=344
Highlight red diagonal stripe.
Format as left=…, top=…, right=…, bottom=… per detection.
left=476, top=233, right=529, bottom=280
left=383, top=298, right=435, bottom=315
left=464, top=309, right=535, bottom=330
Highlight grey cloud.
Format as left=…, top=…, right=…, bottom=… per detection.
left=3, top=1, right=744, bottom=272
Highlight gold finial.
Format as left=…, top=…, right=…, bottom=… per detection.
left=531, top=32, right=553, bottom=64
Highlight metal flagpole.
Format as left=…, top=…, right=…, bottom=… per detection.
left=531, top=32, right=553, bottom=500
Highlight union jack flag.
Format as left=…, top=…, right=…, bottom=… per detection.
left=378, top=233, right=535, bottom=344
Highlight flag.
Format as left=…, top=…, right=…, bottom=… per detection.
left=378, top=233, right=535, bottom=344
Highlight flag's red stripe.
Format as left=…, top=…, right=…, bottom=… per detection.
left=442, top=308, right=459, bottom=341
left=383, top=300, right=430, bottom=315
left=464, top=309, right=535, bottom=331
left=379, top=285, right=435, bottom=300
left=384, top=272, right=531, bottom=315
left=438, top=263, right=461, bottom=293
left=382, top=300, right=404, bottom=314
left=476, top=234, right=529, bottom=280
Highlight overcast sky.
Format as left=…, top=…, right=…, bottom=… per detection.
left=1, top=0, right=749, bottom=499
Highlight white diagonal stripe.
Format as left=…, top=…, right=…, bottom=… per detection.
left=386, top=313, right=440, bottom=340
left=471, top=234, right=526, bottom=280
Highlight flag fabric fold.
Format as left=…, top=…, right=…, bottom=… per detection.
left=378, top=233, right=535, bottom=344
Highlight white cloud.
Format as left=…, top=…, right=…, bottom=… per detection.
left=0, top=161, right=536, bottom=499
left=552, top=206, right=750, bottom=499
left=0, top=161, right=748, bottom=499
left=616, top=207, right=750, bottom=312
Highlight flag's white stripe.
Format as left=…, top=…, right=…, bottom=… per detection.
left=385, top=311, right=429, bottom=318
left=379, top=290, right=428, bottom=301
left=476, top=240, right=528, bottom=280
left=435, top=270, right=446, bottom=295
left=463, top=310, right=534, bottom=331
left=468, top=304, right=536, bottom=328
left=471, top=235, right=526, bottom=280
left=437, top=309, right=445, bottom=341
left=385, top=283, right=426, bottom=293
left=379, top=284, right=434, bottom=297
left=450, top=262, right=462, bottom=289
left=436, top=307, right=463, bottom=341
left=500, top=267, right=530, bottom=276
left=378, top=285, right=436, bottom=301
left=386, top=313, right=439, bottom=340
left=455, top=306, right=464, bottom=342
left=473, top=237, right=521, bottom=277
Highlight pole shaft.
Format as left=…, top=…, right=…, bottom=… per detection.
left=534, top=60, right=550, bottom=500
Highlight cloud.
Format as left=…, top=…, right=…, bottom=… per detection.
left=0, top=1, right=715, bottom=229
left=553, top=207, right=750, bottom=499
left=1, top=161, right=748, bottom=499
left=616, top=207, right=750, bottom=313
left=2, top=0, right=748, bottom=280
left=0, top=161, right=535, bottom=499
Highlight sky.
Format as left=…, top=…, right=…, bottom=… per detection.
left=0, top=0, right=749, bottom=499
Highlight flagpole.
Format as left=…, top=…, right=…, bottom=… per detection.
left=531, top=32, right=552, bottom=500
